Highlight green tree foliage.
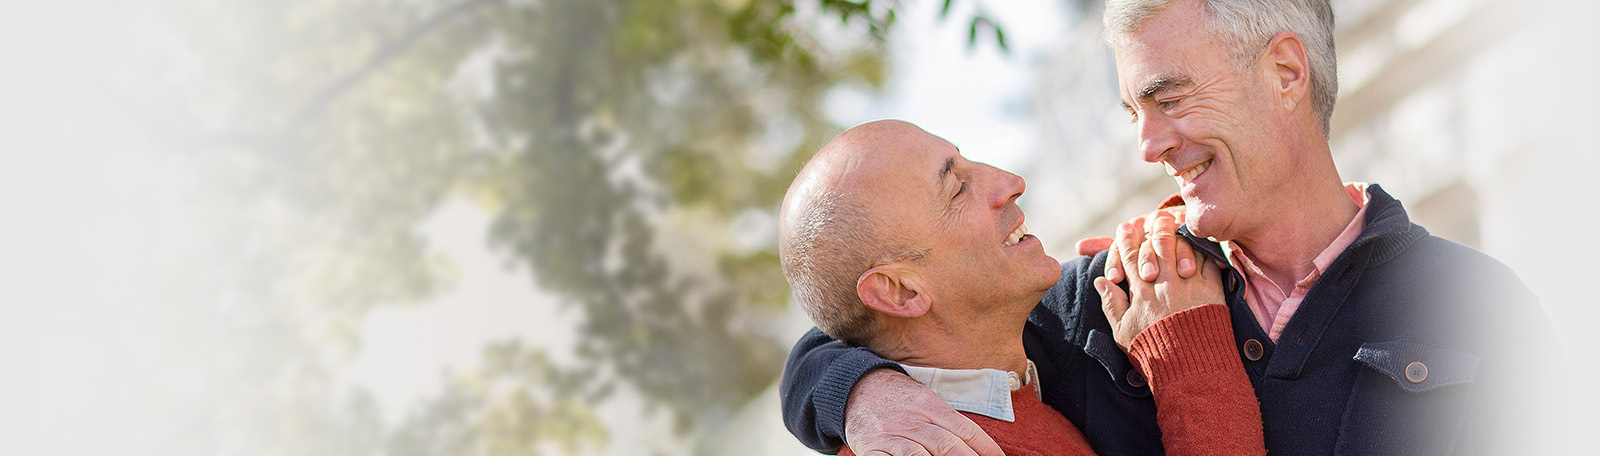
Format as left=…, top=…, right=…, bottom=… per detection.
left=101, top=0, right=1006, bottom=453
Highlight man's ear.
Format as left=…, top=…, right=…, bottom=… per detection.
left=857, top=264, right=932, bottom=318
left=1262, top=31, right=1311, bottom=113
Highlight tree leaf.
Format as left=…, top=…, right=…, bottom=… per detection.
left=994, top=23, right=1008, bottom=52
left=968, top=16, right=979, bottom=49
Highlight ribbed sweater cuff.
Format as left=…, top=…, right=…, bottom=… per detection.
left=814, top=348, right=906, bottom=442
left=1127, top=304, right=1237, bottom=387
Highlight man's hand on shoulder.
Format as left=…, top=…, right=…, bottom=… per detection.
left=844, top=368, right=1005, bottom=456
left=1095, top=210, right=1222, bottom=351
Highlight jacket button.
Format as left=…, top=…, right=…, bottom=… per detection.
left=1243, top=339, right=1264, bottom=361
left=1406, top=361, right=1428, bottom=383
left=1127, top=369, right=1147, bottom=388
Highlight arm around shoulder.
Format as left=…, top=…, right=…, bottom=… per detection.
left=780, top=326, right=904, bottom=452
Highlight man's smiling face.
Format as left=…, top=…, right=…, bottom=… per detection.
left=1114, top=0, right=1301, bottom=240
left=841, top=121, right=1061, bottom=315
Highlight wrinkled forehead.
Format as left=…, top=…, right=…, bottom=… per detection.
left=1112, top=19, right=1223, bottom=102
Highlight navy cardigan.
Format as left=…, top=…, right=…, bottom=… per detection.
left=779, top=184, right=1565, bottom=455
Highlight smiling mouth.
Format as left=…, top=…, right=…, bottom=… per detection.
left=1004, top=223, right=1030, bottom=247
left=1175, top=159, right=1211, bottom=185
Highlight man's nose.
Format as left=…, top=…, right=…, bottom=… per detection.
left=1138, top=112, right=1180, bottom=164
left=984, top=164, right=1025, bottom=208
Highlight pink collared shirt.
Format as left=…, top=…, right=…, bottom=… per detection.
left=1222, top=183, right=1371, bottom=342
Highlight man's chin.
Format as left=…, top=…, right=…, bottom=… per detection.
left=1034, top=260, right=1064, bottom=289
left=1184, top=206, right=1222, bottom=238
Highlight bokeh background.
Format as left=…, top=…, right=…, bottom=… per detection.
left=2, top=0, right=1594, bottom=454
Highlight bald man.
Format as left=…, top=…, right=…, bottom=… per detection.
left=778, top=120, right=1264, bottom=456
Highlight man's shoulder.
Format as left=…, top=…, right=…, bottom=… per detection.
left=1053, top=253, right=1104, bottom=291
left=1360, top=195, right=1523, bottom=286
left=1390, top=234, right=1529, bottom=288
left=1358, top=232, right=1540, bottom=340
left=959, top=393, right=1095, bottom=456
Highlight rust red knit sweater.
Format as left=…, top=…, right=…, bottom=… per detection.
left=838, top=304, right=1264, bottom=456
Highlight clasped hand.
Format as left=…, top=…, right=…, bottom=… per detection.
left=1090, top=208, right=1224, bottom=351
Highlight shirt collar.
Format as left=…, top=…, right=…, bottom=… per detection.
left=898, top=360, right=1039, bottom=422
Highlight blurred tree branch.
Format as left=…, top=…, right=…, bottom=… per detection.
left=289, top=0, right=504, bottom=129
left=105, top=0, right=1038, bottom=453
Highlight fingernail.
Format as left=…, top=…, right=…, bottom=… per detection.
left=1179, top=258, right=1194, bottom=272
left=1141, top=262, right=1158, bottom=278
left=1094, top=279, right=1106, bottom=294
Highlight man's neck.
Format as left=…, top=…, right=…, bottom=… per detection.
left=878, top=310, right=1031, bottom=377
left=1232, top=178, right=1359, bottom=287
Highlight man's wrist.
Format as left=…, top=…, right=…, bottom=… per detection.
left=1127, top=303, right=1237, bottom=380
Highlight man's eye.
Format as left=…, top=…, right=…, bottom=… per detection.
left=1127, top=111, right=1139, bottom=124
left=954, top=181, right=967, bottom=198
left=1159, top=98, right=1179, bottom=110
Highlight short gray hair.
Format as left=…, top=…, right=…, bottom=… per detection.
left=779, top=189, right=926, bottom=347
left=1105, top=0, right=1338, bottom=134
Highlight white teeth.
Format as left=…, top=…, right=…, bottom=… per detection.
left=1003, top=223, right=1029, bottom=247
left=1180, top=160, right=1210, bottom=183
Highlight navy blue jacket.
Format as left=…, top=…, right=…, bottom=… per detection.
left=780, top=184, right=1564, bottom=455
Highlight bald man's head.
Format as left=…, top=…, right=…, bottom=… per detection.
left=780, top=119, right=1060, bottom=354
left=778, top=120, right=932, bottom=346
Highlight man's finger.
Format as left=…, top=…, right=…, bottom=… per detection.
left=1137, top=235, right=1160, bottom=282
left=1110, top=223, right=1136, bottom=284
left=1104, top=243, right=1124, bottom=283
left=1115, top=221, right=1145, bottom=285
left=931, top=408, right=1003, bottom=456
left=862, top=442, right=933, bottom=456
left=1175, top=234, right=1197, bottom=278
left=1162, top=205, right=1187, bottom=226
left=1076, top=237, right=1114, bottom=256
left=1154, top=208, right=1196, bottom=278
left=1136, top=238, right=1157, bottom=282
left=1097, top=277, right=1129, bottom=325
left=927, top=433, right=982, bottom=456
left=1149, top=212, right=1179, bottom=281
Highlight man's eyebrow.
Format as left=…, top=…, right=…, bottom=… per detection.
left=937, top=156, right=955, bottom=188
left=1136, top=75, right=1193, bottom=103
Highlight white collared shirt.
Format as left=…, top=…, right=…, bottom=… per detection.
left=899, top=360, right=1040, bottom=423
